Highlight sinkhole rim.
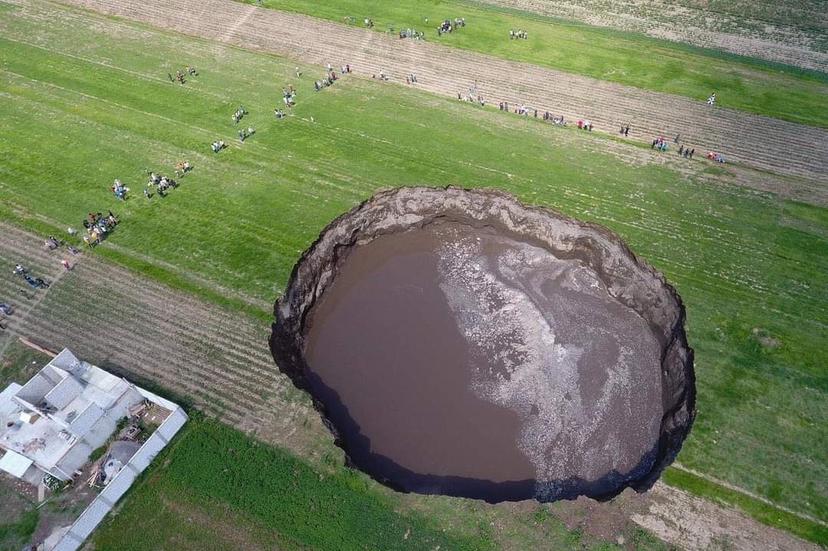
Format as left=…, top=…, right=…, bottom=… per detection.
left=270, top=186, right=696, bottom=503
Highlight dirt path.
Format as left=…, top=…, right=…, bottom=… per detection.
left=49, top=0, right=828, bottom=184
left=632, top=482, right=821, bottom=551
left=473, top=0, right=828, bottom=73
left=0, top=225, right=818, bottom=550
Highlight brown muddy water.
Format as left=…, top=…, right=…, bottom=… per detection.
left=303, top=221, right=663, bottom=501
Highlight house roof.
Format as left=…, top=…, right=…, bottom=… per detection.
left=68, top=403, right=105, bottom=438
left=45, top=376, right=84, bottom=410
left=0, top=384, right=22, bottom=418
left=0, top=449, right=34, bottom=478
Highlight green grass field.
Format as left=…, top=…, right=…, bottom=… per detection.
left=241, top=0, right=828, bottom=127
left=0, top=0, right=826, bottom=545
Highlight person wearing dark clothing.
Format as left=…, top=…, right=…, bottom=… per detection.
left=689, top=148, right=695, bottom=159
left=624, top=126, right=630, bottom=137
left=678, top=145, right=684, bottom=155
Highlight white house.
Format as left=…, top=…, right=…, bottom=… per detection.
left=0, top=348, right=147, bottom=484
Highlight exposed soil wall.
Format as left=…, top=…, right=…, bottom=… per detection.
left=270, top=186, right=695, bottom=502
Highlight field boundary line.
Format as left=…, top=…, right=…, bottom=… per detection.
left=0, top=35, right=230, bottom=102
left=0, top=68, right=218, bottom=138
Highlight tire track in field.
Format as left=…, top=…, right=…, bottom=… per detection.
left=44, top=0, right=828, bottom=185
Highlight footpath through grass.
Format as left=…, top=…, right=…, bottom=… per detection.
left=0, top=1, right=826, bottom=543
left=242, top=0, right=828, bottom=127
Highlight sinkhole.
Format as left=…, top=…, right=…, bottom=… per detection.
left=270, top=187, right=695, bottom=503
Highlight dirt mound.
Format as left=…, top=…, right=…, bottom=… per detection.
left=270, top=187, right=695, bottom=502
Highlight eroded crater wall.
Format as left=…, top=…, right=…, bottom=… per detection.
left=271, top=187, right=695, bottom=502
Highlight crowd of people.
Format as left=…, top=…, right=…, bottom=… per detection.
left=544, top=112, right=566, bottom=125
left=651, top=136, right=670, bottom=151
left=343, top=14, right=726, bottom=170
left=232, top=105, right=248, bottom=124
left=458, top=93, right=486, bottom=105
left=400, top=28, right=425, bottom=40
left=82, top=211, right=119, bottom=246
left=498, top=102, right=566, bottom=125
left=111, top=179, right=129, bottom=200
left=4, top=239, right=83, bottom=328
left=372, top=70, right=389, bottom=81
left=13, top=264, right=50, bottom=289
left=315, top=70, right=339, bottom=91
left=168, top=65, right=198, bottom=85
left=44, top=235, right=61, bottom=250
left=175, top=160, right=192, bottom=178
left=649, top=136, right=698, bottom=159
left=144, top=171, right=179, bottom=198
left=44, top=235, right=79, bottom=261
left=677, top=145, right=696, bottom=158
left=438, top=18, right=465, bottom=36
left=239, top=127, right=256, bottom=142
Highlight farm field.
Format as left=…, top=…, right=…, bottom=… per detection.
left=470, top=0, right=828, bottom=71
left=240, top=0, right=828, bottom=127
left=0, top=223, right=821, bottom=549
left=0, top=0, right=826, bottom=548
left=58, top=0, right=828, bottom=183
